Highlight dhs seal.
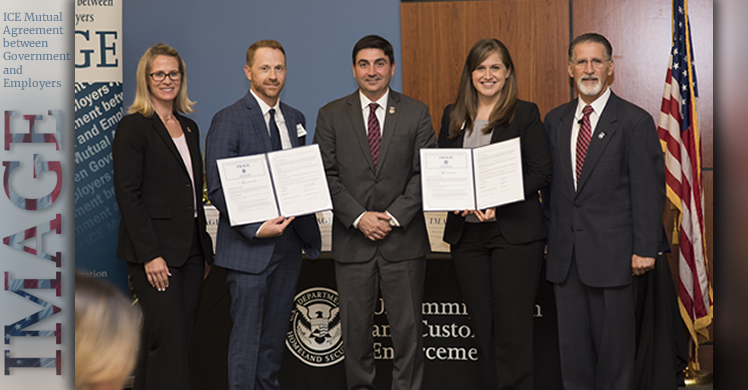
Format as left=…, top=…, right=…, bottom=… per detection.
left=286, top=287, right=344, bottom=367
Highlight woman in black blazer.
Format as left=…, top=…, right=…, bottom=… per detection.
left=438, top=38, right=551, bottom=390
left=112, top=43, right=213, bottom=390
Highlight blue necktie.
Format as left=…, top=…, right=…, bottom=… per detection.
left=268, top=108, right=282, bottom=150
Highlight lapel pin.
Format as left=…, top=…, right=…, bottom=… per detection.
left=597, top=132, right=605, bottom=139
left=389, top=106, right=395, bottom=114
left=186, top=126, right=192, bottom=133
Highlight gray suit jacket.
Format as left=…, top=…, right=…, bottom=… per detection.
left=543, top=92, right=665, bottom=288
left=205, top=92, right=321, bottom=274
left=314, top=90, right=437, bottom=262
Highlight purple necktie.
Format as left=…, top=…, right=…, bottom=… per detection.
left=367, top=103, right=381, bottom=168
left=575, top=105, right=594, bottom=183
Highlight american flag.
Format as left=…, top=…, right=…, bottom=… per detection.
left=657, top=0, right=712, bottom=361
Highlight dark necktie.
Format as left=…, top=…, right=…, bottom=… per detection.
left=367, top=103, right=381, bottom=168
left=268, top=108, right=282, bottom=151
left=575, top=105, right=594, bottom=184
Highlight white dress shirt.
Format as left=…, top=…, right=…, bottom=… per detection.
left=352, top=88, right=400, bottom=228
left=250, top=90, right=291, bottom=234
left=251, top=89, right=291, bottom=150
left=359, top=89, right=389, bottom=136
left=570, top=86, right=612, bottom=190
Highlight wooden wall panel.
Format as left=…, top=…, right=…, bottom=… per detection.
left=571, top=0, right=712, bottom=167
left=401, top=0, right=570, bottom=135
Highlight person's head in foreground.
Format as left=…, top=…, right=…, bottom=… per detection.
left=75, top=274, right=141, bottom=390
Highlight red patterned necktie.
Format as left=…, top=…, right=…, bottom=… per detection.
left=367, top=103, right=381, bottom=168
left=575, top=104, right=594, bottom=184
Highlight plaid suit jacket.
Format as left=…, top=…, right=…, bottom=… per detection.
left=205, top=92, right=321, bottom=273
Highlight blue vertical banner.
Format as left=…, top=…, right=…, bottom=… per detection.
left=0, top=0, right=73, bottom=387
left=74, top=1, right=128, bottom=294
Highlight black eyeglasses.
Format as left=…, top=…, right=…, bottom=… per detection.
left=149, top=71, right=182, bottom=82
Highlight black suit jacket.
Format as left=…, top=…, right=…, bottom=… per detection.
left=113, top=112, right=213, bottom=267
left=438, top=100, right=551, bottom=245
left=543, top=92, right=665, bottom=288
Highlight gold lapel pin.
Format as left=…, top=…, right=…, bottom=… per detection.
left=389, top=106, right=395, bottom=114
left=186, top=126, right=192, bottom=133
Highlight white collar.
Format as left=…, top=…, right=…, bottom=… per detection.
left=250, top=89, right=281, bottom=117
left=359, top=88, right=389, bottom=111
left=575, top=86, right=611, bottom=119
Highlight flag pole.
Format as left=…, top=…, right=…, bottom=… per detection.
left=678, top=0, right=712, bottom=385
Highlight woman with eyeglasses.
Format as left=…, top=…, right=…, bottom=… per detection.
left=438, top=38, right=551, bottom=390
left=112, top=43, right=213, bottom=390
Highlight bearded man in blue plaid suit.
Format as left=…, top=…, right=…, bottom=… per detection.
left=205, top=39, right=321, bottom=390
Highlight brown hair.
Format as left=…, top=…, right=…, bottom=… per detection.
left=448, top=38, right=517, bottom=139
left=246, top=39, right=286, bottom=66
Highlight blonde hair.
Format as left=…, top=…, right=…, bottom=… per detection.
left=128, top=43, right=195, bottom=116
left=75, top=274, right=141, bottom=390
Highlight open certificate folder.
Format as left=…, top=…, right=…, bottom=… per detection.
left=216, top=144, right=333, bottom=226
left=420, top=137, right=524, bottom=211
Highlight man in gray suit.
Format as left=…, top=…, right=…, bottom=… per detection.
left=313, top=35, right=436, bottom=390
left=543, top=33, right=665, bottom=390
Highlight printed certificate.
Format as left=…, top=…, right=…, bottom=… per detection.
left=420, top=137, right=524, bottom=211
left=217, top=144, right=332, bottom=226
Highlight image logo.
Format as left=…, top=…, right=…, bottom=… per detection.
left=286, top=287, right=344, bottom=367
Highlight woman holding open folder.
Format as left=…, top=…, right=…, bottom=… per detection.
left=438, top=38, right=551, bottom=390
left=112, top=43, right=213, bottom=390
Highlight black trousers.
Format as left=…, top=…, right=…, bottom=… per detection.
left=553, top=254, right=635, bottom=390
left=450, top=222, right=544, bottom=390
left=128, top=219, right=205, bottom=390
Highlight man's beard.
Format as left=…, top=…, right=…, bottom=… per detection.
left=576, top=77, right=602, bottom=97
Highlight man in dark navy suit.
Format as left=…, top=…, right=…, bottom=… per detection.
left=543, top=33, right=665, bottom=390
left=205, top=39, right=321, bottom=390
